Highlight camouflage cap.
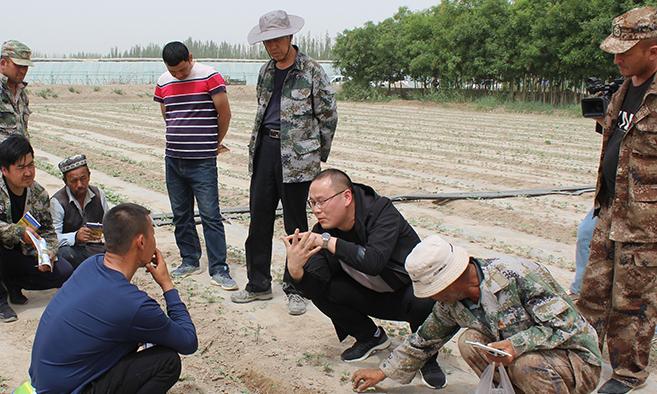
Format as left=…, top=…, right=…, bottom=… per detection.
left=58, top=154, right=87, bottom=174
left=1, top=40, right=33, bottom=66
left=601, top=7, right=657, bottom=54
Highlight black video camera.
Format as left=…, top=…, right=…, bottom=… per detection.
left=581, top=77, right=624, bottom=118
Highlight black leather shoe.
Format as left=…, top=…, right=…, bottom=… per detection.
left=598, top=378, right=635, bottom=394
left=9, top=288, right=28, bottom=305
left=420, top=358, right=447, bottom=389
left=341, top=327, right=391, bottom=362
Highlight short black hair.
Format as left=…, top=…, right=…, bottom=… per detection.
left=312, top=168, right=353, bottom=192
left=0, top=134, right=34, bottom=169
left=103, top=203, right=151, bottom=255
left=162, top=41, right=190, bottom=66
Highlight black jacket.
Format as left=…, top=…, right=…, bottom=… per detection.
left=296, top=183, right=420, bottom=300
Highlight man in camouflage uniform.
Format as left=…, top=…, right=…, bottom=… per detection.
left=577, top=7, right=657, bottom=394
left=0, top=40, right=33, bottom=140
left=231, top=10, right=338, bottom=315
left=352, top=235, right=601, bottom=393
left=0, top=135, right=72, bottom=322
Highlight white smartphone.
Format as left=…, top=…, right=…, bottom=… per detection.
left=464, top=340, right=512, bottom=357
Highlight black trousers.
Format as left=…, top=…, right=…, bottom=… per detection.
left=58, top=244, right=105, bottom=269
left=311, top=270, right=435, bottom=342
left=0, top=246, right=72, bottom=305
left=245, top=135, right=309, bottom=294
left=82, top=346, right=181, bottom=394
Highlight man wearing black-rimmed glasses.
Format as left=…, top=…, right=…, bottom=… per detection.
left=282, top=169, right=446, bottom=389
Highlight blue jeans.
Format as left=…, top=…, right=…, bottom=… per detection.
left=570, top=208, right=597, bottom=294
left=165, top=157, right=228, bottom=276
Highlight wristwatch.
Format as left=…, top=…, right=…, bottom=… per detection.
left=321, top=232, right=331, bottom=249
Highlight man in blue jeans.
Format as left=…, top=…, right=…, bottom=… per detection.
left=569, top=208, right=597, bottom=297
left=154, top=41, right=236, bottom=290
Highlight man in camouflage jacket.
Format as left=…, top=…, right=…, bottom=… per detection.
left=0, top=135, right=72, bottom=322
left=352, top=235, right=601, bottom=393
left=232, top=10, right=338, bottom=315
left=577, top=7, right=657, bottom=393
left=0, top=40, right=33, bottom=140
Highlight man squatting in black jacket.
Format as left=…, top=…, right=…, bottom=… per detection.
left=283, top=168, right=446, bottom=389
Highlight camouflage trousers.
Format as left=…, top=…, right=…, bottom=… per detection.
left=458, top=329, right=600, bottom=394
left=577, top=205, right=657, bottom=387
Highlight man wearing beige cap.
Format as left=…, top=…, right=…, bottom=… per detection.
left=352, top=235, right=601, bottom=393
left=0, top=40, right=33, bottom=140
left=577, top=6, right=657, bottom=393
left=233, top=10, right=338, bottom=316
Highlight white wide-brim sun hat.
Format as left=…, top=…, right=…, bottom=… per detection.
left=405, top=235, right=471, bottom=298
left=248, top=10, right=305, bottom=45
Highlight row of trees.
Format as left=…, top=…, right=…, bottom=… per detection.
left=37, top=33, right=333, bottom=60
left=332, top=0, right=657, bottom=104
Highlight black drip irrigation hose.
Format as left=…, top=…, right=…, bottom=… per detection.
left=150, top=185, right=595, bottom=227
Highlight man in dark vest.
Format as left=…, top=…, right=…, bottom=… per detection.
left=50, top=154, right=108, bottom=269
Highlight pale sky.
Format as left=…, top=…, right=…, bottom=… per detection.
left=3, top=0, right=439, bottom=56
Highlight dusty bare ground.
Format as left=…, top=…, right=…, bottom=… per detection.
left=0, top=84, right=655, bottom=393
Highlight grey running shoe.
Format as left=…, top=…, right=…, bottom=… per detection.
left=0, top=303, right=18, bottom=323
left=171, top=264, right=201, bottom=279
left=210, top=272, right=238, bottom=291
left=287, top=293, right=307, bottom=316
left=230, top=289, right=273, bottom=303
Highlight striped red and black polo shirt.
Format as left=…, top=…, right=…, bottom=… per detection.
left=154, top=63, right=226, bottom=159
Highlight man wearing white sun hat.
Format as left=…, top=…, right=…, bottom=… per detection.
left=352, top=235, right=602, bottom=393
left=232, top=10, right=338, bottom=316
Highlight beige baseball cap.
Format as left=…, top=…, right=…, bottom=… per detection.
left=405, top=235, right=470, bottom=298
left=601, top=7, right=657, bottom=54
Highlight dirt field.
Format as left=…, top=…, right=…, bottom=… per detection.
left=0, top=84, right=655, bottom=393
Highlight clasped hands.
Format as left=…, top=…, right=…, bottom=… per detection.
left=281, top=229, right=323, bottom=278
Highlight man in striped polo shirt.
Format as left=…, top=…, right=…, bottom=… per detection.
left=154, top=41, right=237, bottom=290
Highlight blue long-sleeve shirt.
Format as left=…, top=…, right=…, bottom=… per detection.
left=29, top=255, right=198, bottom=394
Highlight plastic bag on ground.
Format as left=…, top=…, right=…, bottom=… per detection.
left=474, top=362, right=515, bottom=394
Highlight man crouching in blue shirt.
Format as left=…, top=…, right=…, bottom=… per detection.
left=29, top=203, right=198, bottom=394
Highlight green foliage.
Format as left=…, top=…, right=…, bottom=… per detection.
left=35, top=88, right=58, bottom=99
left=34, top=159, right=61, bottom=178
left=333, top=0, right=657, bottom=103
left=51, top=33, right=333, bottom=60
left=96, top=184, right=127, bottom=205
left=68, top=86, right=81, bottom=94
left=111, top=88, right=125, bottom=95
left=337, top=81, right=390, bottom=101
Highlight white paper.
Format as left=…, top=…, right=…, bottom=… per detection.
left=26, top=231, right=52, bottom=270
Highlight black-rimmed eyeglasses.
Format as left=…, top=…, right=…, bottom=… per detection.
left=307, top=189, right=348, bottom=209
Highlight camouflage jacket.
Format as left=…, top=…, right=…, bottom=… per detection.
left=248, top=47, right=338, bottom=183
left=594, top=76, right=657, bottom=242
left=380, top=258, right=602, bottom=384
left=0, top=179, right=57, bottom=256
left=0, top=74, right=30, bottom=140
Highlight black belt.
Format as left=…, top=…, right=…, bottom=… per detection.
left=263, top=128, right=280, bottom=139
